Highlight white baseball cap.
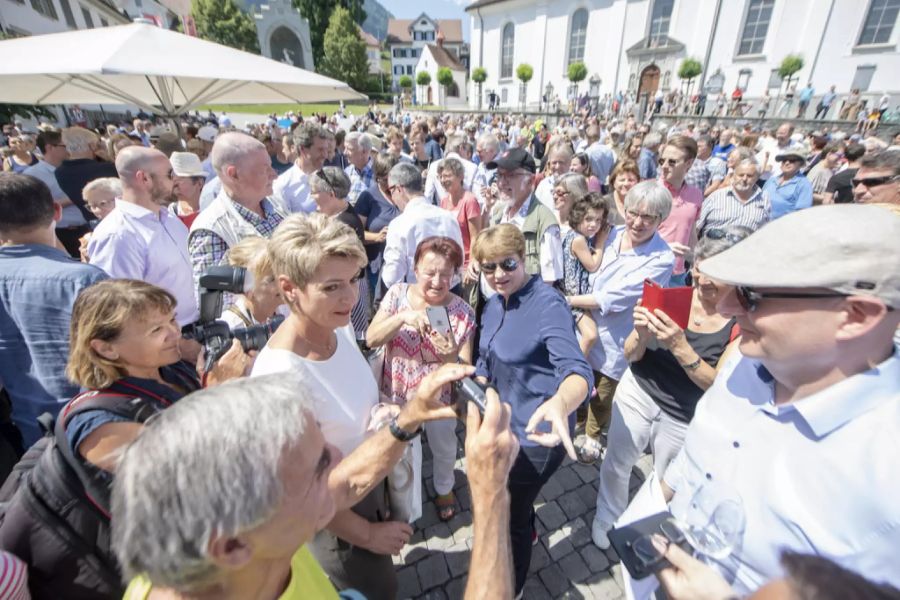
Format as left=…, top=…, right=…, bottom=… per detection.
left=700, top=204, right=900, bottom=308
left=170, top=152, right=207, bottom=178
left=197, top=125, right=218, bottom=143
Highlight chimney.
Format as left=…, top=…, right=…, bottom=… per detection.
left=436, top=28, right=445, bottom=48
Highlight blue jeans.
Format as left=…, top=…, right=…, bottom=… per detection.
left=508, top=443, right=566, bottom=594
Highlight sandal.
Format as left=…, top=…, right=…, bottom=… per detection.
left=435, top=492, right=457, bottom=521
left=574, top=435, right=602, bottom=465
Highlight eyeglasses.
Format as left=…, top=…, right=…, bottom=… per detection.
left=626, top=519, right=686, bottom=570
left=851, top=175, right=898, bottom=189
left=736, top=286, right=848, bottom=313
left=625, top=209, right=660, bottom=223
left=657, top=157, right=682, bottom=167
left=704, top=228, right=746, bottom=245
left=480, top=257, right=519, bottom=274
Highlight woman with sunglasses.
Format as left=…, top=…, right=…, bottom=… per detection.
left=471, top=224, right=593, bottom=597
left=309, top=166, right=370, bottom=340
left=590, top=226, right=749, bottom=550
left=366, top=236, right=475, bottom=521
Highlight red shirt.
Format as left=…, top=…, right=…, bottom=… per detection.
left=441, top=191, right=481, bottom=266
left=177, top=211, right=199, bottom=228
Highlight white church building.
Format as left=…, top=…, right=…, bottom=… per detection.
left=465, top=0, right=900, bottom=111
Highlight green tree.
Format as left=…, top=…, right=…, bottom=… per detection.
left=416, top=71, right=432, bottom=105
left=516, top=63, right=533, bottom=110
left=472, top=66, right=487, bottom=110
left=294, top=0, right=366, bottom=70
left=319, top=6, right=369, bottom=91
left=778, top=54, right=804, bottom=88
left=678, top=57, right=703, bottom=94
left=398, top=75, right=413, bottom=90
left=191, top=0, right=260, bottom=54
left=437, top=67, right=453, bottom=107
left=567, top=61, right=587, bottom=99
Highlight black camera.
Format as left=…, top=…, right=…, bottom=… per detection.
left=182, top=265, right=284, bottom=372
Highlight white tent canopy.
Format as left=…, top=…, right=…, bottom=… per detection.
left=0, top=24, right=365, bottom=117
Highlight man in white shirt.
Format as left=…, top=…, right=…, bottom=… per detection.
left=534, top=145, right=574, bottom=210
left=424, top=134, right=478, bottom=205
left=472, top=133, right=500, bottom=207
left=653, top=204, right=900, bottom=595
left=381, top=162, right=463, bottom=290
left=88, top=146, right=199, bottom=327
left=272, top=122, right=333, bottom=214
left=23, top=129, right=89, bottom=257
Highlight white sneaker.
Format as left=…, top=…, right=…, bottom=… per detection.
left=592, top=518, right=611, bottom=550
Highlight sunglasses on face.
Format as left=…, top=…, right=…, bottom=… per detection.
left=480, top=257, right=519, bottom=274
left=852, top=175, right=898, bottom=189
left=776, top=157, right=804, bottom=164
left=657, top=157, right=681, bottom=167
left=735, top=286, right=848, bottom=313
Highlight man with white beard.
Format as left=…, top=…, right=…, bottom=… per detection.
left=695, top=159, right=771, bottom=239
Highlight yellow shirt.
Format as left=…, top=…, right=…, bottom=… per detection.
left=123, top=545, right=340, bottom=600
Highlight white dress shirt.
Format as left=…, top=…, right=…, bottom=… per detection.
left=88, top=199, right=199, bottom=326
left=664, top=348, right=900, bottom=594
left=380, top=197, right=463, bottom=290
left=423, top=152, right=478, bottom=205
left=534, top=174, right=558, bottom=212
left=272, top=164, right=316, bottom=214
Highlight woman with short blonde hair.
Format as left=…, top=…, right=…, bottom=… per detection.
left=252, top=212, right=402, bottom=600
left=221, top=237, right=282, bottom=331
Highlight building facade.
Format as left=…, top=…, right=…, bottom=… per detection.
left=416, top=40, right=468, bottom=106
left=246, top=0, right=314, bottom=71
left=386, top=13, right=468, bottom=89
left=360, top=26, right=381, bottom=74
left=466, top=0, right=900, bottom=111
left=0, top=0, right=130, bottom=36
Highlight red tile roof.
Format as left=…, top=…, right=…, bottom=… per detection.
left=386, top=18, right=463, bottom=44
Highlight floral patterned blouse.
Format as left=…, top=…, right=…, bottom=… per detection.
left=379, top=283, right=476, bottom=406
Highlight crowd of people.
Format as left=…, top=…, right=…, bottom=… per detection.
left=0, top=102, right=898, bottom=600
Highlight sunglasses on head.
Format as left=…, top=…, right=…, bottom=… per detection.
left=852, top=175, right=898, bottom=189
left=480, top=257, right=519, bottom=274
left=735, top=286, right=848, bottom=313
left=316, top=169, right=335, bottom=192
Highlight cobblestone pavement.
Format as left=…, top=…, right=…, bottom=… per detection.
left=394, top=424, right=653, bottom=599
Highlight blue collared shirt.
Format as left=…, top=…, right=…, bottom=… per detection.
left=0, top=244, right=108, bottom=445
left=587, top=227, right=675, bottom=379
left=638, top=148, right=658, bottom=180
left=476, top=276, right=593, bottom=444
left=762, top=174, right=813, bottom=219
left=586, top=142, right=616, bottom=184
left=665, top=348, right=900, bottom=594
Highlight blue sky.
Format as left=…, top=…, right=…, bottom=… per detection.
left=378, top=0, right=472, bottom=41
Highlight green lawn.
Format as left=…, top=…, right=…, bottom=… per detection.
left=200, top=103, right=388, bottom=116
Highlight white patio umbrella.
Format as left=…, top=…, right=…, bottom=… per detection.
left=0, top=23, right=366, bottom=118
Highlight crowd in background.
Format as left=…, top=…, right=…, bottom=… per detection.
left=0, top=99, right=898, bottom=600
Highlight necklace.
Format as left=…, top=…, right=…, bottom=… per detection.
left=303, top=333, right=336, bottom=355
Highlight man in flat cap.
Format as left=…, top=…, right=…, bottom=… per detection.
left=657, top=204, right=900, bottom=595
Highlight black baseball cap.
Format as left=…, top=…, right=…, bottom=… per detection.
left=486, top=147, right=536, bottom=173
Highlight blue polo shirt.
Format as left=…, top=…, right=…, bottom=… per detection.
left=762, top=174, right=813, bottom=220
left=476, top=276, right=593, bottom=444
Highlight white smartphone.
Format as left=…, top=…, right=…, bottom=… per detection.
left=425, top=305, right=452, bottom=336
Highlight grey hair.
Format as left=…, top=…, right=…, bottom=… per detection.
left=623, top=180, right=672, bottom=221
left=863, top=137, right=888, bottom=154
left=388, top=162, right=424, bottom=194
left=111, top=373, right=315, bottom=591
left=445, top=134, right=466, bottom=155
left=437, top=157, right=465, bottom=179
left=643, top=132, right=662, bottom=149
left=82, top=177, right=122, bottom=199
left=292, top=122, right=332, bottom=150
left=345, top=131, right=373, bottom=153
left=555, top=172, right=589, bottom=201
left=734, top=158, right=759, bottom=172
left=310, top=166, right=351, bottom=198
left=859, top=148, right=900, bottom=176
left=695, top=225, right=753, bottom=261
left=61, top=126, right=98, bottom=154
left=210, top=132, right=265, bottom=176
left=477, top=133, right=499, bottom=152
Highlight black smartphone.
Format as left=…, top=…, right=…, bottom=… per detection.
left=608, top=511, right=689, bottom=580
left=452, top=377, right=488, bottom=417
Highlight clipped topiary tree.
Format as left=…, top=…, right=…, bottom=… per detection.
left=472, top=66, right=487, bottom=110
left=437, top=67, right=454, bottom=108
left=778, top=54, right=804, bottom=90
left=398, top=74, right=412, bottom=90
left=567, top=61, right=588, bottom=99
left=677, top=57, right=703, bottom=95
left=416, top=71, right=432, bottom=105
left=516, top=63, right=533, bottom=109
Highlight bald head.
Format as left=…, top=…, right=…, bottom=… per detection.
left=211, top=132, right=267, bottom=176
left=115, top=146, right=169, bottom=184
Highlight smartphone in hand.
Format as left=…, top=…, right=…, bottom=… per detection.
left=453, top=377, right=488, bottom=417
left=425, top=305, right=452, bottom=336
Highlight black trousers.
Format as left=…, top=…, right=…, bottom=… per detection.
left=508, top=443, right=566, bottom=594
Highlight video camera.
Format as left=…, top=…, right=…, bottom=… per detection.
left=182, top=265, right=284, bottom=372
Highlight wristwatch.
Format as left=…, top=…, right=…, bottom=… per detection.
left=680, top=357, right=702, bottom=371
left=388, top=417, right=422, bottom=441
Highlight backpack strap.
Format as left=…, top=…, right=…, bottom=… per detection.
left=53, top=391, right=162, bottom=519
